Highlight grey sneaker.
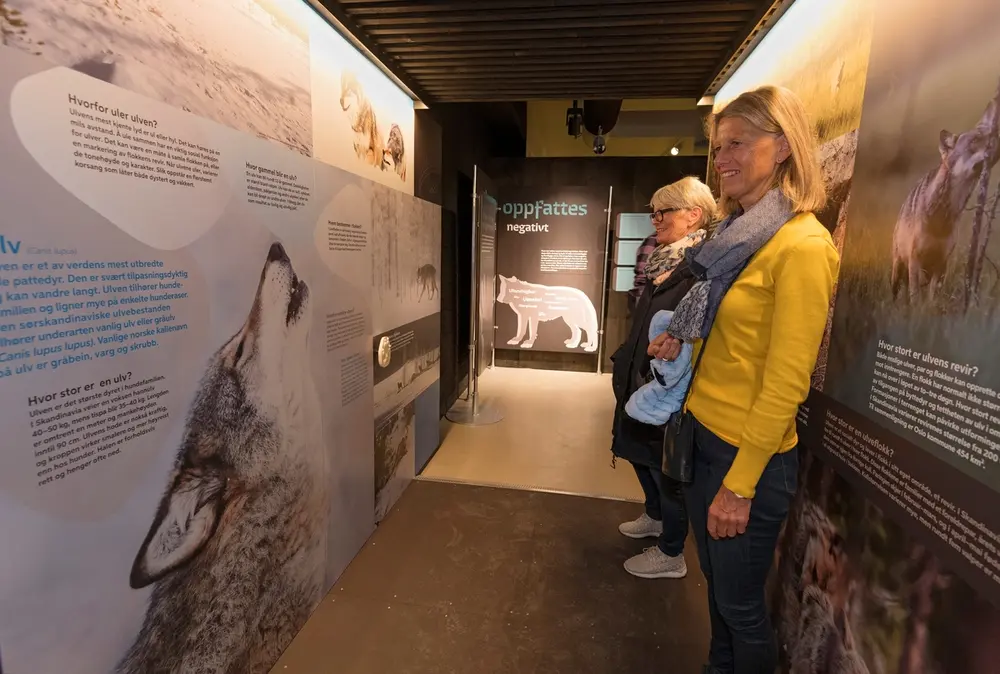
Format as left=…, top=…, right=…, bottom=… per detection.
left=624, top=547, right=688, bottom=579
left=618, top=513, right=663, bottom=539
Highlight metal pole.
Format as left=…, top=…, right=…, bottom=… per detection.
left=445, top=168, right=503, bottom=426
left=468, top=168, right=481, bottom=415
left=595, top=185, right=614, bottom=375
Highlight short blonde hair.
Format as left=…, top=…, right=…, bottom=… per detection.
left=710, top=85, right=826, bottom=216
left=650, top=176, right=718, bottom=230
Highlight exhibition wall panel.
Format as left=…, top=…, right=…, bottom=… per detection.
left=0, top=1, right=438, bottom=672
left=717, top=0, right=1000, bottom=671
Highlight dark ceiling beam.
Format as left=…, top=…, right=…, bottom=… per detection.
left=413, top=71, right=709, bottom=84
left=405, top=61, right=716, bottom=76
left=422, top=86, right=702, bottom=96
left=313, top=0, right=434, bottom=104
left=421, top=87, right=704, bottom=96
left=365, top=15, right=753, bottom=36
left=427, top=93, right=700, bottom=102
left=700, top=0, right=783, bottom=94
left=352, top=2, right=757, bottom=25
left=343, top=0, right=747, bottom=13
left=395, top=51, right=723, bottom=67
left=378, top=28, right=742, bottom=47
left=420, top=84, right=705, bottom=95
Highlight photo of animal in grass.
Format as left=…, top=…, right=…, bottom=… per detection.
left=708, top=0, right=875, bottom=392
left=824, top=0, right=1000, bottom=442
left=770, top=445, right=1000, bottom=674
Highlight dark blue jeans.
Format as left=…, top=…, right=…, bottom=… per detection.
left=631, top=461, right=688, bottom=557
left=686, top=419, right=797, bottom=674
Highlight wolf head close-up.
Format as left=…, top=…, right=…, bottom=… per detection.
left=117, top=243, right=328, bottom=674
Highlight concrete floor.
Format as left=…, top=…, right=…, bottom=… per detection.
left=270, top=482, right=709, bottom=674
left=423, top=367, right=643, bottom=502
left=270, top=367, right=686, bottom=673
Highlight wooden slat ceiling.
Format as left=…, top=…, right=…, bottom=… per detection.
left=319, top=0, right=780, bottom=103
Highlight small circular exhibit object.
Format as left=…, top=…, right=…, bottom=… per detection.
left=377, top=336, right=392, bottom=368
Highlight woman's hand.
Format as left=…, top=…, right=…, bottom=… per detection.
left=707, top=485, right=751, bottom=539
left=647, top=333, right=682, bottom=361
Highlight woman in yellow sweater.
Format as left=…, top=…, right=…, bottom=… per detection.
left=650, top=86, right=839, bottom=674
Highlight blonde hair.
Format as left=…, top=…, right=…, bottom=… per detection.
left=710, top=85, right=826, bottom=216
left=650, top=176, right=718, bottom=231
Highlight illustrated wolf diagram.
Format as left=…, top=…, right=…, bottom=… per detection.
left=340, top=70, right=406, bottom=182
left=496, top=275, right=599, bottom=352
left=891, top=79, right=1000, bottom=305
left=417, top=263, right=438, bottom=301
left=116, top=243, right=328, bottom=674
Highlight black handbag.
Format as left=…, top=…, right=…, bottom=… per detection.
left=661, top=331, right=710, bottom=483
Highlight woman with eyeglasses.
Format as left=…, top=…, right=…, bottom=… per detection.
left=609, top=176, right=718, bottom=579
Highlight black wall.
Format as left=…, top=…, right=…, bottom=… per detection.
left=416, top=106, right=708, bottom=404
left=416, top=105, right=521, bottom=416
left=487, top=155, right=708, bottom=373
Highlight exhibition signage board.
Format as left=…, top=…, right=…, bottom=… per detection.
left=494, top=187, right=609, bottom=355
left=805, top=0, right=1000, bottom=607
left=0, top=0, right=437, bottom=672
left=712, top=0, right=1000, bottom=667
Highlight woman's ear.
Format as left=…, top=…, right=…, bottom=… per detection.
left=688, top=206, right=703, bottom=228
left=775, top=134, right=792, bottom=165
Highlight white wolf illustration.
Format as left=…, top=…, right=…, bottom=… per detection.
left=117, top=243, right=327, bottom=674
left=496, top=275, right=599, bottom=352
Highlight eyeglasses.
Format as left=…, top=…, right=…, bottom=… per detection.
left=650, top=207, right=679, bottom=223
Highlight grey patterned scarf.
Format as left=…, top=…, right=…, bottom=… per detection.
left=644, top=229, right=706, bottom=283
left=667, top=189, right=795, bottom=341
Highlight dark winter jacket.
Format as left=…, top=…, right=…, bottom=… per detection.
left=610, top=260, right=697, bottom=470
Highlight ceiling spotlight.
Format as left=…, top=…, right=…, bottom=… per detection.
left=670, top=146, right=680, bottom=156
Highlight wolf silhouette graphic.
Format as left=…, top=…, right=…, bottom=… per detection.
left=497, top=275, right=598, bottom=352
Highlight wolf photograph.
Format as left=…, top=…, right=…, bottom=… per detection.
left=117, top=243, right=327, bottom=674
left=770, top=445, right=1000, bottom=674
left=374, top=401, right=415, bottom=522
left=310, top=28, right=415, bottom=193
left=824, top=0, right=1000, bottom=460
left=371, top=184, right=442, bottom=320
left=2, top=0, right=314, bottom=155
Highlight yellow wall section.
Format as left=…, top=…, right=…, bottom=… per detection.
left=525, top=98, right=709, bottom=158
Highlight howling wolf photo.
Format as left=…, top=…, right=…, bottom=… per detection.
left=117, top=243, right=327, bottom=674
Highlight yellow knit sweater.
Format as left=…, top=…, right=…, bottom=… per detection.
left=687, top=212, right=840, bottom=498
